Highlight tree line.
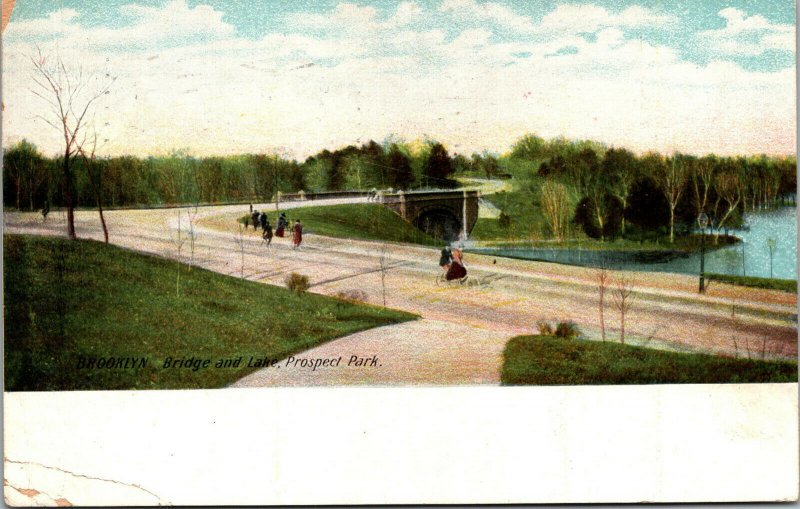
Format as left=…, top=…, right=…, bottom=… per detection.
left=4, top=133, right=795, bottom=246
left=510, top=134, right=796, bottom=243
left=2, top=139, right=474, bottom=212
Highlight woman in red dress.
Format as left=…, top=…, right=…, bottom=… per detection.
left=292, top=219, right=303, bottom=249
left=446, top=247, right=467, bottom=280
left=275, top=213, right=287, bottom=237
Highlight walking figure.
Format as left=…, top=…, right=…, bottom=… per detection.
left=439, top=246, right=452, bottom=273
left=262, top=218, right=273, bottom=250
left=292, top=219, right=303, bottom=249
left=251, top=210, right=260, bottom=232
left=41, top=199, right=50, bottom=222
left=275, top=213, right=287, bottom=237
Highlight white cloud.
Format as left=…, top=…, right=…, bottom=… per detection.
left=1, top=1, right=795, bottom=159
left=437, top=1, right=676, bottom=36
left=2, top=8, right=84, bottom=48
left=538, top=3, right=676, bottom=34
left=595, top=27, right=624, bottom=47
left=4, top=0, right=234, bottom=52
left=439, top=0, right=535, bottom=33
left=291, top=2, right=379, bottom=30
left=288, top=1, right=425, bottom=33
left=116, top=0, right=234, bottom=40
left=390, top=2, right=425, bottom=26
left=699, top=8, right=795, bottom=56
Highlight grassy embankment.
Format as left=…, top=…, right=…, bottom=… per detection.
left=240, top=204, right=440, bottom=246
left=501, top=336, right=798, bottom=385
left=476, top=234, right=738, bottom=252
left=706, top=273, right=797, bottom=293
left=4, top=235, right=417, bottom=391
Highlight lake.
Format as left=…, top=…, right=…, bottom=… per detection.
left=468, top=207, right=797, bottom=281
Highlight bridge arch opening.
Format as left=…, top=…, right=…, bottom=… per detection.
left=414, top=207, right=462, bottom=241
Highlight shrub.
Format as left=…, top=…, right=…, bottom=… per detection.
left=537, top=320, right=554, bottom=335
left=498, top=211, right=512, bottom=229
left=285, top=273, right=310, bottom=293
left=555, top=321, right=580, bottom=339
left=335, top=289, right=368, bottom=303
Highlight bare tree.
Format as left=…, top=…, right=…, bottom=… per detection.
left=692, top=156, right=715, bottom=215
left=766, top=237, right=777, bottom=279
left=29, top=47, right=115, bottom=239
left=169, top=211, right=186, bottom=298
left=603, top=147, right=638, bottom=235
left=186, top=205, right=200, bottom=269
left=540, top=181, right=570, bottom=242
left=378, top=247, right=390, bottom=306
left=234, top=223, right=246, bottom=279
left=611, top=274, right=635, bottom=344
left=76, top=131, right=109, bottom=243
left=712, top=171, right=742, bottom=240
left=654, top=155, right=688, bottom=243
left=588, top=189, right=613, bottom=242
left=595, top=266, right=609, bottom=342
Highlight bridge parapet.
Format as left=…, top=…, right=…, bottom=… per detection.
left=380, top=190, right=480, bottom=241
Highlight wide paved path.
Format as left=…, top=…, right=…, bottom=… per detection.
left=5, top=199, right=796, bottom=385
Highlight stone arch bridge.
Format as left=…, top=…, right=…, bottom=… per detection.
left=379, top=190, right=480, bottom=241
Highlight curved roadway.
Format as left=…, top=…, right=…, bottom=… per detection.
left=5, top=197, right=796, bottom=385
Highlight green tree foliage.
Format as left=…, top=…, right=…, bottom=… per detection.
left=3, top=140, right=47, bottom=211
left=510, top=134, right=549, bottom=161
left=508, top=132, right=794, bottom=244
left=6, top=130, right=794, bottom=240
left=511, top=134, right=605, bottom=163
left=625, top=176, right=670, bottom=233
left=248, top=154, right=303, bottom=201
left=320, top=148, right=346, bottom=190
left=387, top=144, right=414, bottom=189
left=601, top=148, right=639, bottom=234
left=307, top=142, right=390, bottom=191
left=473, top=153, right=499, bottom=178
left=574, top=195, right=623, bottom=240
left=423, top=142, right=454, bottom=188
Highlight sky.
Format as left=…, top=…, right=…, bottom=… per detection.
left=2, top=0, right=796, bottom=158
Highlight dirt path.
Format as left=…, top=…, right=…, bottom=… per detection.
left=5, top=200, right=796, bottom=386
left=232, top=319, right=510, bottom=386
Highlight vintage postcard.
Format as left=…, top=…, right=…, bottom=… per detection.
left=2, top=0, right=797, bottom=505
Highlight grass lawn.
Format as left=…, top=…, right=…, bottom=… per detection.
left=241, top=204, right=440, bottom=246
left=707, top=273, right=797, bottom=293
left=470, top=183, right=554, bottom=242
left=474, top=216, right=738, bottom=253
left=4, top=234, right=417, bottom=391
left=501, top=336, right=797, bottom=385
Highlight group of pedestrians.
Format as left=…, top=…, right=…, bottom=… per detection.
left=247, top=207, right=303, bottom=250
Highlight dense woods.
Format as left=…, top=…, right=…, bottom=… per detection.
left=3, top=140, right=465, bottom=210
left=507, top=134, right=796, bottom=242
left=4, top=133, right=795, bottom=243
